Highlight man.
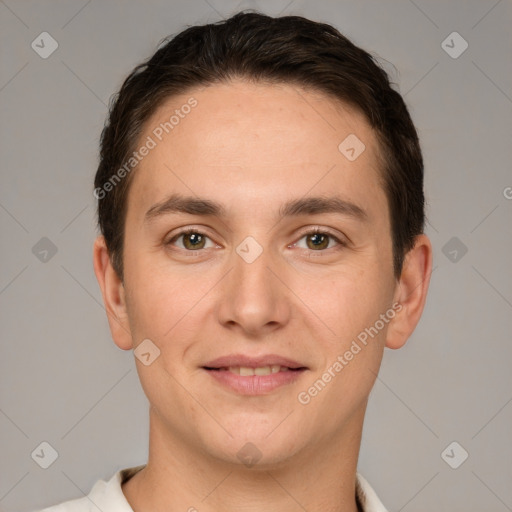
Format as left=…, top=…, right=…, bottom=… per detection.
left=38, top=11, right=432, bottom=512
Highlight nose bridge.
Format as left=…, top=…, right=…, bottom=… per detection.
left=217, top=235, right=290, bottom=334
left=234, top=239, right=272, bottom=294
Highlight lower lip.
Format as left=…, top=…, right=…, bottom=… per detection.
left=204, top=368, right=306, bottom=395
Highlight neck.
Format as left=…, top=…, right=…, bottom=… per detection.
left=122, top=405, right=366, bottom=512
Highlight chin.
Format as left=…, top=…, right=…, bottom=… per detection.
left=198, top=424, right=305, bottom=470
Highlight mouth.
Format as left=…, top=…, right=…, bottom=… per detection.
left=203, top=365, right=305, bottom=375
left=202, top=355, right=308, bottom=395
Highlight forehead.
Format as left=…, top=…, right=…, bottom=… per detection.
left=126, top=80, right=387, bottom=223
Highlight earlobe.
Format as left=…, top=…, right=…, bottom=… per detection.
left=93, top=235, right=133, bottom=350
left=385, top=234, right=433, bottom=350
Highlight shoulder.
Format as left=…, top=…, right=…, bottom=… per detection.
left=35, top=496, right=92, bottom=512
left=356, top=472, right=389, bottom=512
left=32, top=465, right=146, bottom=512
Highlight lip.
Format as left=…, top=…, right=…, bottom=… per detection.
left=204, top=367, right=306, bottom=395
left=203, top=354, right=306, bottom=370
left=202, top=354, right=308, bottom=396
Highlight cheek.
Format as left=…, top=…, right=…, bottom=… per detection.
left=297, top=278, right=389, bottom=426
left=301, top=264, right=392, bottom=343
left=124, top=255, right=216, bottom=353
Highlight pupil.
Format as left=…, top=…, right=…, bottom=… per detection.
left=308, top=233, right=328, bottom=250
left=186, top=233, right=203, bottom=248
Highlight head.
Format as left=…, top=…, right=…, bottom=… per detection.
left=95, top=12, right=425, bottom=282
left=93, top=12, right=431, bottom=468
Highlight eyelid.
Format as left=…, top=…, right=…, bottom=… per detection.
left=291, top=226, right=348, bottom=247
left=165, top=225, right=348, bottom=252
left=165, top=226, right=220, bottom=249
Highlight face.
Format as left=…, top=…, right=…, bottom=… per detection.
left=112, top=81, right=403, bottom=466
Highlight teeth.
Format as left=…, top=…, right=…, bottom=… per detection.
left=227, top=365, right=290, bottom=376
left=254, top=366, right=271, bottom=376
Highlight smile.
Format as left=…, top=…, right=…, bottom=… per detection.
left=215, top=365, right=293, bottom=375
left=203, top=366, right=306, bottom=395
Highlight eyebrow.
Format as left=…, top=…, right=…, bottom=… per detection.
left=144, top=193, right=368, bottom=223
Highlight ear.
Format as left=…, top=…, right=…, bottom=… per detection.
left=386, top=234, right=433, bottom=350
left=93, top=235, right=133, bottom=350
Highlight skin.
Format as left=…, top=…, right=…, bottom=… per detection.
left=93, top=80, right=432, bottom=512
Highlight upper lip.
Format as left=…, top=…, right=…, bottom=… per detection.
left=203, top=354, right=306, bottom=369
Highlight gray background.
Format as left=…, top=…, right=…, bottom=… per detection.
left=1, top=0, right=511, bottom=511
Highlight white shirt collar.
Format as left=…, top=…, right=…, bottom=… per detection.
left=40, top=465, right=388, bottom=512
left=355, top=472, right=388, bottom=512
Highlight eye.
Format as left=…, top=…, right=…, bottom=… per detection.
left=292, top=228, right=345, bottom=251
left=166, top=229, right=217, bottom=251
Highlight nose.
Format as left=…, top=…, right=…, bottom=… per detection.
left=216, top=240, right=292, bottom=338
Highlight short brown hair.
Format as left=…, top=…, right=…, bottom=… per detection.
left=94, top=11, right=425, bottom=281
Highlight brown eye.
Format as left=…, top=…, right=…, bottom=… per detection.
left=182, top=232, right=206, bottom=250
left=293, top=229, right=344, bottom=252
left=167, top=229, right=215, bottom=251
left=306, top=232, right=330, bottom=250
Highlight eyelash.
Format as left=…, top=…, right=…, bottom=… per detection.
left=165, top=227, right=346, bottom=255
left=291, top=227, right=346, bottom=252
